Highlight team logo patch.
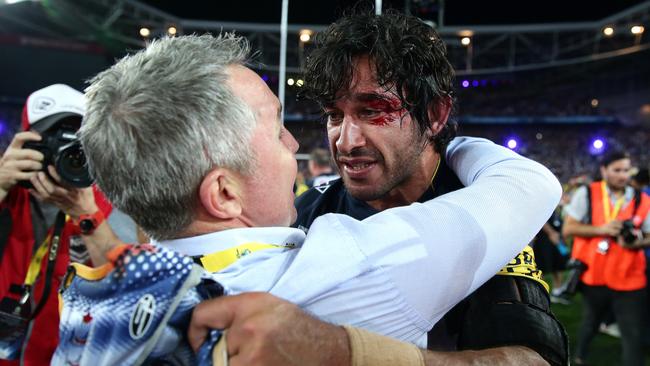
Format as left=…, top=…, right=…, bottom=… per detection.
left=129, top=294, right=156, bottom=339
left=315, top=182, right=331, bottom=194
left=32, top=96, right=56, bottom=114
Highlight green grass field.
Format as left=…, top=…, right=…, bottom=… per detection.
left=550, top=292, right=650, bottom=365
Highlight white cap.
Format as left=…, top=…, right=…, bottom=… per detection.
left=25, top=84, right=85, bottom=130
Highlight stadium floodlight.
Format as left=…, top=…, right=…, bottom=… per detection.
left=299, top=29, right=312, bottom=43
left=139, top=27, right=150, bottom=37
left=603, top=27, right=614, bottom=36
left=593, top=139, right=604, bottom=149
left=296, top=79, right=304, bottom=87
left=591, top=99, right=599, bottom=107
left=631, top=25, right=645, bottom=34
left=461, top=37, right=471, bottom=46
left=6, top=0, right=29, bottom=3
left=461, top=80, right=469, bottom=88
left=287, top=78, right=295, bottom=86
left=507, top=139, right=518, bottom=149
left=167, top=26, right=177, bottom=36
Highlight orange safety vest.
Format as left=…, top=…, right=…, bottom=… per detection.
left=571, top=181, right=650, bottom=291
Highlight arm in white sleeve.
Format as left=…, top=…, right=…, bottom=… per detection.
left=274, top=136, right=562, bottom=328
left=358, top=136, right=562, bottom=323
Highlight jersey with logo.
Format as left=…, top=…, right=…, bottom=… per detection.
left=52, top=244, right=224, bottom=366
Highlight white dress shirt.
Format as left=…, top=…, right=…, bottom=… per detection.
left=156, top=136, right=562, bottom=347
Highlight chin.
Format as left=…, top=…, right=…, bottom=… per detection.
left=346, top=186, right=385, bottom=202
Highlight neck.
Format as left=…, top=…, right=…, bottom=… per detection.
left=178, top=212, right=248, bottom=239
left=367, top=145, right=440, bottom=211
left=606, top=182, right=625, bottom=196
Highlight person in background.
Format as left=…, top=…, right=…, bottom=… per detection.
left=305, top=147, right=339, bottom=188
left=564, top=150, right=650, bottom=366
left=0, top=84, right=134, bottom=366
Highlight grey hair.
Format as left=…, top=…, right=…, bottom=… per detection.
left=80, top=34, right=256, bottom=240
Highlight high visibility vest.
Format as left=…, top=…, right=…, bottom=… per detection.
left=571, top=181, right=650, bottom=291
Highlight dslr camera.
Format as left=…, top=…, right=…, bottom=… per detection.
left=620, top=219, right=638, bottom=246
left=20, top=113, right=92, bottom=189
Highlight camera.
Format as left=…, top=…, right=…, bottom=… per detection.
left=0, top=290, right=31, bottom=360
left=19, top=113, right=92, bottom=189
left=555, top=258, right=588, bottom=297
left=620, top=220, right=638, bottom=245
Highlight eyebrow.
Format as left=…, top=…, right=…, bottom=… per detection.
left=323, top=92, right=397, bottom=108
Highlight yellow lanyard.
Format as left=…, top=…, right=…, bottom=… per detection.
left=198, top=242, right=286, bottom=272
left=601, top=181, right=625, bottom=223
left=23, top=216, right=69, bottom=286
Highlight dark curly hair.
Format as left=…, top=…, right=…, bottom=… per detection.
left=302, top=10, right=457, bottom=153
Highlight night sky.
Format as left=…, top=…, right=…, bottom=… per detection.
left=140, top=0, right=648, bottom=25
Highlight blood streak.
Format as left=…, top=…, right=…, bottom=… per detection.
left=365, top=97, right=405, bottom=126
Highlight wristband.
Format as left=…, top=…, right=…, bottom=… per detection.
left=343, top=325, right=424, bottom=366
left=72, top=210, right=105, bottom=235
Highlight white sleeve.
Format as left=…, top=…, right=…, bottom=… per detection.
left=272, top=136, right=561, bottom=327
left=563, top=186, right=589, bottom=222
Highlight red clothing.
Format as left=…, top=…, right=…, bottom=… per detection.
left=0, top=186, right=112, bottom=366
left=571, top=181, right=650, bottom=291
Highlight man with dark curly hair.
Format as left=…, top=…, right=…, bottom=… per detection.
left=294, top=10, right=568, bottom=366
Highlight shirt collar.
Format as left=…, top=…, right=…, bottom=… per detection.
left=153, top=227, right=306, bottom=257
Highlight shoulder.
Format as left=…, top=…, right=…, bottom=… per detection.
left=294, top=179, right=345, bottom=229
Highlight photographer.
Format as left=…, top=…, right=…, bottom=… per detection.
left=563, top=150, right=650, bottom=366
left=0, top=84, right=132, bottom=366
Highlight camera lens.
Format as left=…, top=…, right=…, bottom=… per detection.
left=55, top=141, right=93, bottom=188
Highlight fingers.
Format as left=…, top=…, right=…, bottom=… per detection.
left=30, top=171, right=70, bottom=201
left=4, top=159, right=42, bottom=172
left=9, top=131, right=41, bottom=149
left=48, top=165, right=63, bottom=184
left=188, top=296, right=238, bottom=352
left=3, top=148, right=45, bottom=163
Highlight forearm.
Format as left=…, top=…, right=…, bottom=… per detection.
left=562, top=221, right=605, bottom=238
left=344, top=327, right=549, bottom=366
left=80, top=222, right=124, bottom=266
left=422, top=346, right=549, bottom=366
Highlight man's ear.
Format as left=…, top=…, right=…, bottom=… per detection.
left=427, top=96, right=452, bottom=135
left=199, top=168, right=242, bottom=220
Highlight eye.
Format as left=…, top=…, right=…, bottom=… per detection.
left=359, top=109, right=380, bottom=118
left=324, top=110, right=343, bottom=125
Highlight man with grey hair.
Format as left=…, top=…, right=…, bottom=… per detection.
left=63, top=34, right=561, bottom=365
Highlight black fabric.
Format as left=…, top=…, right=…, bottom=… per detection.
left=585, top=184, right=592, bottom=224
left=575, top=285, right=647, bottom=366
left=459, top=276, right=569, bottom=366
left=0, top=208, right=12, bottom=264
left=293, top=157, right=569, bottom=365
left=534, top=210, right=568, bottom=273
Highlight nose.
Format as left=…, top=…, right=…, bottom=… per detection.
left=286, top=128, right=299, bottom=154
left=335, top=119, right=365, bottom=155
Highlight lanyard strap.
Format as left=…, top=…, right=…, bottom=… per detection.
left=24, top=211, right=67, bottom=320
left=601, top=181, right=625, bottom=222
left=194, top=242, right=285, bottom=272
